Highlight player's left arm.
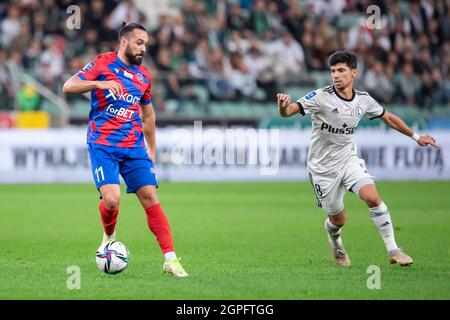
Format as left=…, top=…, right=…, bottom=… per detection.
left=381, top=111, right=439, bottom=148
left=141, top=103, right=156, bottom=162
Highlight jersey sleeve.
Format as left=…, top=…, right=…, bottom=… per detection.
left=295, top=89, right=323, bottom=115
left=140, top=83, right=152, bottom=105
left=365, top=96, right=385, bottom=120
left=77, top=56, right=103, bottom=81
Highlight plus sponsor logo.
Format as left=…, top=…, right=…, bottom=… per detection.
left=320, top=122, right=356, bottom=134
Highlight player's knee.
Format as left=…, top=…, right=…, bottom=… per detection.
left=332, top=217, right=346, bottom=227
left=363, top=195, right=381, bottom=208
left=103, top=193, right=120, bottom=210
left=138, top=188, right=159, bottom=208
left=359, top=185, right=381, bottom=208
left=329, top=212, right=346, bottom=227
left=144, top=193, right=159, bottom=207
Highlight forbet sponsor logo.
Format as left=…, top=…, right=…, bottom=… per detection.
left=105, top=104, right=135, bottom=120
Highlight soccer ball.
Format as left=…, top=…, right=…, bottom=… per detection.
left=96, top=241, right=130, bottom=274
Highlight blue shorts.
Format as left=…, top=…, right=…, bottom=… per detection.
left=88, top=143, right=158, bottom=193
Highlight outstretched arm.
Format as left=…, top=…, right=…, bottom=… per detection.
left=381, top=111, right=439, bottom=148
left=277, top=93, right=300, bottom=117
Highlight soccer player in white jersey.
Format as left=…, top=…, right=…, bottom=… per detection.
left=277, top=51, right=438, bottom=267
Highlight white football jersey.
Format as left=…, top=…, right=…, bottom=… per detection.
left=296, top=85, right=385, bottom=175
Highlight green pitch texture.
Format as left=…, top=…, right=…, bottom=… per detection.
left=0, top=182, right=449, bottom=300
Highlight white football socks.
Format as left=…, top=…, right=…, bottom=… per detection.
left=369, top=202, right=399, bottom=253
left=324, top=218, right=344, bottom=250
left=164, top=251, right=177, bottom=261
left=102, top=231, right=116, bottom=243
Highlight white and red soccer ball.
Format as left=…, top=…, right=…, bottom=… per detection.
left=96, top=241, right=130, bottom=275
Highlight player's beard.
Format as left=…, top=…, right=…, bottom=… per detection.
left=125, top=45, right=143, bottom=66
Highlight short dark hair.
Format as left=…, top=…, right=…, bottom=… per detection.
left=328, top=50, right=357, bottom=69
left=118, top=22, right=147, bottom=40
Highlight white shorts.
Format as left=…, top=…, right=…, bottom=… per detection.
left=309, top=156, right=374, bottom=215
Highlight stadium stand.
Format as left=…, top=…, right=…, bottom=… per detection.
left=0, top=0, right=448, bottom=129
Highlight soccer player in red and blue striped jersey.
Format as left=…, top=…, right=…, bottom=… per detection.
left=63, top=23, right=187, bottom=277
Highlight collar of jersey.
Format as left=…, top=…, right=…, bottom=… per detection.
left=333, top=86, right=355, bottom=102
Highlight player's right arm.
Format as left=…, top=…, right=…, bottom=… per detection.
left=62, top=57, right=122, bottom=95
left=277, top=93, right=299, bottom=117
left=63, top=74, right=122, bottom=95
left=278, top=89, right=322, bottom=117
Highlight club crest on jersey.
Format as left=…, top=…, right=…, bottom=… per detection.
left=123, top=71, right=133, bottom=79
left=137, top=73, right=143, bottom=83
left=356, top=107, right=363, bottom=117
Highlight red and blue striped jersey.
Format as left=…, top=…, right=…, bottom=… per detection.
left=77, top=51, right=152, bottom=148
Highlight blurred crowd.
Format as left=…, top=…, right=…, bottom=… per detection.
left=0, top=0, right=449, bottom=113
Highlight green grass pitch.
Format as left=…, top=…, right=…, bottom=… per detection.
left=0, top=181, right=449, bottom=300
